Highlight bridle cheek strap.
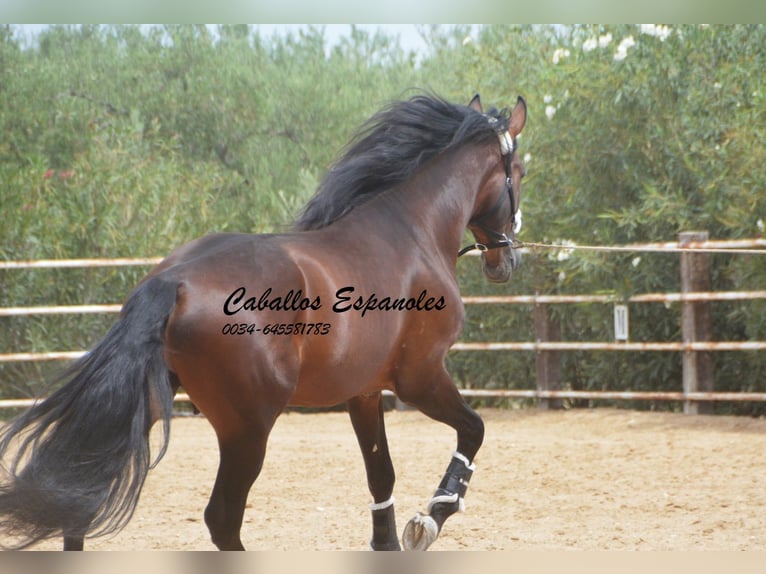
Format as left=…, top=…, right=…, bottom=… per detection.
left=457, top=179, right=514, bottom=257
left=458, top=134, right=517, bottom=258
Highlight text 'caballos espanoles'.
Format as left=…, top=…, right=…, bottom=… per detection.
left=223, top=286, right=446, bottom=318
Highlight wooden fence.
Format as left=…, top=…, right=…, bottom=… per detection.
left=2, top=233, right=765, bottom=414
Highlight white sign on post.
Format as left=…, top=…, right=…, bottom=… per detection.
left=614, top=304, right=629, bottom=341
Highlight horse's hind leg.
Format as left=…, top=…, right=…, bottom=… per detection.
left=348, top=393, right=401, bottom=551
left=203, top=417, right=277, bottom=551
left=396, top=368, right=484, bottom=551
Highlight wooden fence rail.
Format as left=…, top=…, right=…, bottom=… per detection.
left=2, top=233, right=765, bottom=413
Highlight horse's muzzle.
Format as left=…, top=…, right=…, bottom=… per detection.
left=482, top=247, right=520, bottom=283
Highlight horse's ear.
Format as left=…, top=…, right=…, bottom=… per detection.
left=468, top=94, right=483, bottom=113
left=508, top=96, right=527, bottom=139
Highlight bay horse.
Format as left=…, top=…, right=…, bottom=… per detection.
left=0, top=92, right=527, bottom=551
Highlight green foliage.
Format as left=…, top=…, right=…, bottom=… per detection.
left=1, top=25, right=764, bottom=414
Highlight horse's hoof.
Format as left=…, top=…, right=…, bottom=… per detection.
left=401, top=512, right=438, bottom=551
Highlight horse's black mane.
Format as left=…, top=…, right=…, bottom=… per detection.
left=293, top=93, right=510, bottom=231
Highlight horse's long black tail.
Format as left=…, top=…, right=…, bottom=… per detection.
left=0, top=275, right=178, bottom=549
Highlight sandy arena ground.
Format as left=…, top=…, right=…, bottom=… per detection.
left=29, top=407, right=766, bottom=551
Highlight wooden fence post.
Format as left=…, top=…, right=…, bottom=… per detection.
left=534, top=300, right=562, bottom=409
left=679, top=231, right=715, bottom=415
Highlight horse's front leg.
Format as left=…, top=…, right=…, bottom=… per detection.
left=348, top=392, right=401, bottom=551
left=396, top=369, right=484, bottom=551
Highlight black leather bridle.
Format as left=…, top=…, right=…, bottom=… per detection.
left=458, top=135, right=519, bottom=257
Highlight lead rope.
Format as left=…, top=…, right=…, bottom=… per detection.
left=513, top=241, right=766, bottom=256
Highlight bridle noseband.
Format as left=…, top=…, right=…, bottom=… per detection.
left=458, top=131, right=519, bottom=257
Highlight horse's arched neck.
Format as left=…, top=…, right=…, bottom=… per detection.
left=387, top=144, right=499, bottom=261
left=317, top=143, right=499, bottom=267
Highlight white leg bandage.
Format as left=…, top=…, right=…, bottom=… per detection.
left=368, top=495, right=395, bottom=511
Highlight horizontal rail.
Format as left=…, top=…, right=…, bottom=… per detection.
left=0, top=257, right=162, bottom=270
left=0, top=351, right=87, bottom=363
left=452, top=341, right=766, bottom=352
left=462, top=290, right=766, bottom=305
left=519, top=238, right=766, bottom=255
left=3, top=290, right=766, bottom=317
left=677, top=238, right=766, bottom=249
left=453, top=389, right=766, bottom=402
left=0, top=304, right=123, bottom=317
left=3, top=389, right=765, bottom=411
left=4, top=339, right=766, bottom=364
left=467, top=237, right=766, bottom=256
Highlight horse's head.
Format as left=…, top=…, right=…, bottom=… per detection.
left=465, top=94, right=527, bottom=283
